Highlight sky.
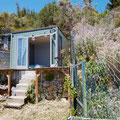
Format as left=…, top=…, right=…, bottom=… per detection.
left=0, top=0, right=110, bottom=14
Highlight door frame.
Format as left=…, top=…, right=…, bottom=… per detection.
left=16, top=37, right=29, bottom=69
left=50, top=32, right=58, bottom=67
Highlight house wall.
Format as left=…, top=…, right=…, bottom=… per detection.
left=0, top=51, right=10, bottom=69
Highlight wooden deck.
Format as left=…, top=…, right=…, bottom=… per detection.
left=0, top=66, right=69, bottom=71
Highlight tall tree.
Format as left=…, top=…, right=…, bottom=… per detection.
left=107, top=0, right=120, bottom=10
left=0, top=16, right=5, bottom=33
left=56, top=0, right=76, bottom=35
left=16, top=2, right=21, bottom=17
left=38, top=1, right=59, bottom=27
left=83, top=0, right=93, bottom=6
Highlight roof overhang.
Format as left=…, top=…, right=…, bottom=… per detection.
left=0, top=33, right=11, bottom=37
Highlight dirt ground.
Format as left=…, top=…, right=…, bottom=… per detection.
left=0, top=99, right=69, bottom=120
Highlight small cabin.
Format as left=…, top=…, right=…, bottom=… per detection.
left=0, top=26, right=68, bottom=69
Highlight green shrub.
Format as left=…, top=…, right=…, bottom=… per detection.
left=70, top=107, right=77, bottom=116
left=44, top=72, right=55, bottom=81
left=114, top=17, right=120, bottom=28
left=84, top=57, right=120, bottom=119
left=99, top=12, right=107, bottom=19
left=88, top=87, right=120, bottom=119
left=75, top=38, right=97, bottom=62
left=85, top=57, right=109, bottom=91
left=64, top=77, right=77, bottom=99
left=27, top=81, right=35, bottom=104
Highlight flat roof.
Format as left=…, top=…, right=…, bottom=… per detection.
left=0, top=26, right=56, bottom=36
left=0, top=25, right=67, bottom=39
left=12, top=25, right=57, bottom=34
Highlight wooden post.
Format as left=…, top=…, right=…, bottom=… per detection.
left=35, top=70, right=40, bottom=103
left=7, top=71, right=11, bottom=97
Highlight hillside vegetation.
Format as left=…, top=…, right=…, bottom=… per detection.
left=0, top=0, right=120, bottom=59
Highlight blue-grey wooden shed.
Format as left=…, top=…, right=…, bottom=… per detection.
left=1, top=26, right=68, bottom=69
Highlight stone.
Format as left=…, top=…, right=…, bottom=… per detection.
left=43, top=82, right=49, bottom=87
left=46, top=96, right=54, bottom=100
left=54, top=86, right=58, bottom=91
left=39, top=86, right=43, bottom=91
left=0, top=95, right=6, bottom=102
left=38, top=71, right=66, bottom=100
left=59, top=87, right=63, bottom=90
left=58, top=90, right=63, bottom=93
left=48, top=86, right=54, bottom=91
left=59, top=80, right=64, bottom=84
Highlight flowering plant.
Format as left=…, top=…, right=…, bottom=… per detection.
left=73, top=23, right=120, bottom=61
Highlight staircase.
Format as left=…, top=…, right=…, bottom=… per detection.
left=5, top=71, right=36, bottom=108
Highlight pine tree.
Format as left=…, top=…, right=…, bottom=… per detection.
left=83, top=0, right=93, bottom=6
left=107, top=0, right=120, bottom=10
left=0, top=16, right=5, bottom=33
left=38, top=1, right=58, bottom=27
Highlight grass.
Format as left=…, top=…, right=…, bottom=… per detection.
left=0, top=99, right=69, bottom=120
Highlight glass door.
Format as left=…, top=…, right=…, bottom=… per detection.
left=17, top=37, right=28, bottom=69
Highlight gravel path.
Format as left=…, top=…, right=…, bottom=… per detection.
left=0, top=99, right=69, bottom=120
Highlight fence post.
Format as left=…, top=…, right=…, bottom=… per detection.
left=82, top=61, right=87, bottom=118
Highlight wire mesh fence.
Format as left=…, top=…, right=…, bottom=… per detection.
left=71, top=54, right=120, bottom=120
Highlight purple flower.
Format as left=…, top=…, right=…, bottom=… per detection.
left=118, top=53, right=120, bottom=57
left=78, top=112, right=81, bottom=115
left=81, top=28, right=84, bottom=31
left=93, top=110, right=97, bottom=114
left=98, top=105, right=102, bottom=108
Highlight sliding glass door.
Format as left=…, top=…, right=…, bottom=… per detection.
left=17, top=37, right=28, bottom=69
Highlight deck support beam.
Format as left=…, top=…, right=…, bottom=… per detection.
left=6, top=71, right=12, bottom=97
left=35, top=70, right=41, bottom=103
